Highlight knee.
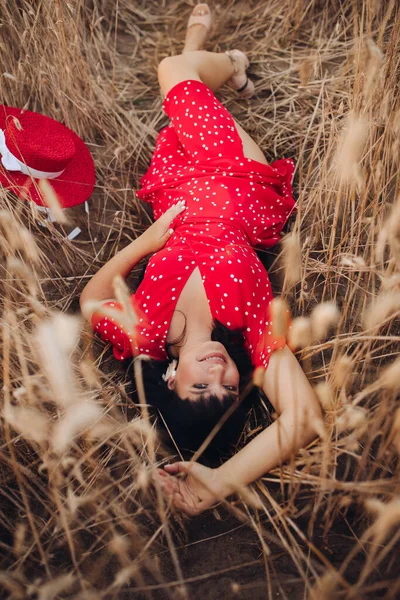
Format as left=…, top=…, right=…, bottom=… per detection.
left=157, top=55, right=200, bottom=96
left=157, top=56, right=177, bottom=91
left=158, top=56, right=181, bottom=81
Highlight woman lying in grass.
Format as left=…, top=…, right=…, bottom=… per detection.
left=80, top=4, right=322, bottom=515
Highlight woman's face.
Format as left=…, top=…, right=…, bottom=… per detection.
left=168, top=341, right=240, bottom=400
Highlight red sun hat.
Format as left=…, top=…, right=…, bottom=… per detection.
left=0, top=106, right=95, bottom=208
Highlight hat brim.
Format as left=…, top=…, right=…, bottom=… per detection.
left=0, top=106, right=95, bottom=208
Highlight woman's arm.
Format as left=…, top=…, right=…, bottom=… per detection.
left=80, top=234, right=151, bottom=320
left=160, top=346, right=323, bottom=514
left=217, top=345, right=322, bottom=487
left=80, top=201, right=186, bottom=321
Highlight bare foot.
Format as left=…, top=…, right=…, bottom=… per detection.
left=183, top=4, right=212, bottom=53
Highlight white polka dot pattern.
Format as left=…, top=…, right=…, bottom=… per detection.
left=92, top=80, right=296, bottom=367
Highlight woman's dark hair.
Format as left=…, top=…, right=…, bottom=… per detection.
left=128, top=319, right=264, bottom=463
left=127, top=223, right=288, bottom=462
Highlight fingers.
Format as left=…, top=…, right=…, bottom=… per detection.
left=168, top=200, right=186, bottom=214
left=163, top=228, right=174, bottom=241
left=153, top=473, right=193, bottom=512
left=162, top=479, right=179, bottom=496
left=163, top=461, right=192, bottom=475
left=156, top=468, right=168, bottom=478
left=164, top=201, right=186, bottom=223
left=172, top=493, right=200, bottom=516
left=153, top=467, right=205, bottom=515
left=158, top=202, right=186, bottom=243
left=152, top=470, right=179, bottom=499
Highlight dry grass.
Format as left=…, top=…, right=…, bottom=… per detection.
left=0, top=0, right=400, bottom=598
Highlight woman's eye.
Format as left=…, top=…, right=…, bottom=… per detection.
left=223, top=385, right=237, bottom=391
left=193, top=384, right=208, bottom=389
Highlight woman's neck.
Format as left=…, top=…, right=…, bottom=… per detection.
left=167, top=266, right=214, bottom=356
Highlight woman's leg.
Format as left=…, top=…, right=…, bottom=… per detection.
left=158, top=52, right=233, bottom=96
left=158, top=53, right=268, bottom=165
left=158, top=3, right=229, bottom=95
left=158, top=2, right=268, bottom=165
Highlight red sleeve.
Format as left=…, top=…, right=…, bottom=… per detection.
left=91, top=300, right=135, bottom=361
left=249, top=304, right=292, bottom=371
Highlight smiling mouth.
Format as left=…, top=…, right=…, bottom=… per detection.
left=200, top=352, right=227, bottom=363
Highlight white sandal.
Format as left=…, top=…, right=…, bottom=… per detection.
left=186, top=3, right=212, bottom=33
left=225, top=49, right=255, bottom=99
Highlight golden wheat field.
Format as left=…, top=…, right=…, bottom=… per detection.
left=0, top=0, right=400, bottom=598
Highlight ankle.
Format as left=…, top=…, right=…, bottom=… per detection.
left=225, top=50, right=255, bottom=98
left=184, top=34, right=205, bottom=53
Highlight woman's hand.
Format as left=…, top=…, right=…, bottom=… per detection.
left=155, top=461, right=231, bottom=516
left=142, top=201, right=186, bottom=254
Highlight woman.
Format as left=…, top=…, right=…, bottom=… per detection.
left=80, top=4, right=322, bottom=515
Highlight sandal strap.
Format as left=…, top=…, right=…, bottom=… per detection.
left=187, top=16, right=211, bottom=30
left=237, top=79, right=249, bottom=93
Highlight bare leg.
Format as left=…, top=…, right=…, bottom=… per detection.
left=158, top=51, right=233, bottom=95
left=233, top=120, right=268, bottom=165
left=158, top=52, right=268, bottom=165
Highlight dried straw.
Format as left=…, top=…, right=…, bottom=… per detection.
left=0, top=0, right=399, bottom=596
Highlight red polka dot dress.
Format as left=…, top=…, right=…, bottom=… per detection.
left=92, top=80, right=296, bottom=368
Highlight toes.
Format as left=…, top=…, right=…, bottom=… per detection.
left=192, top=4, right=210, bottom=17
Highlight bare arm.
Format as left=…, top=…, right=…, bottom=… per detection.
left=216, top=345, right=322, bottom=487
left=80, top=234, right=151, bottom=320
left=160, top=346, right=323, bottom=514
left=80, top=201, right=186, bottom=321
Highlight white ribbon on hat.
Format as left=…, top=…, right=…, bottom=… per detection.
left=0, top=129, right=65, bottom=180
